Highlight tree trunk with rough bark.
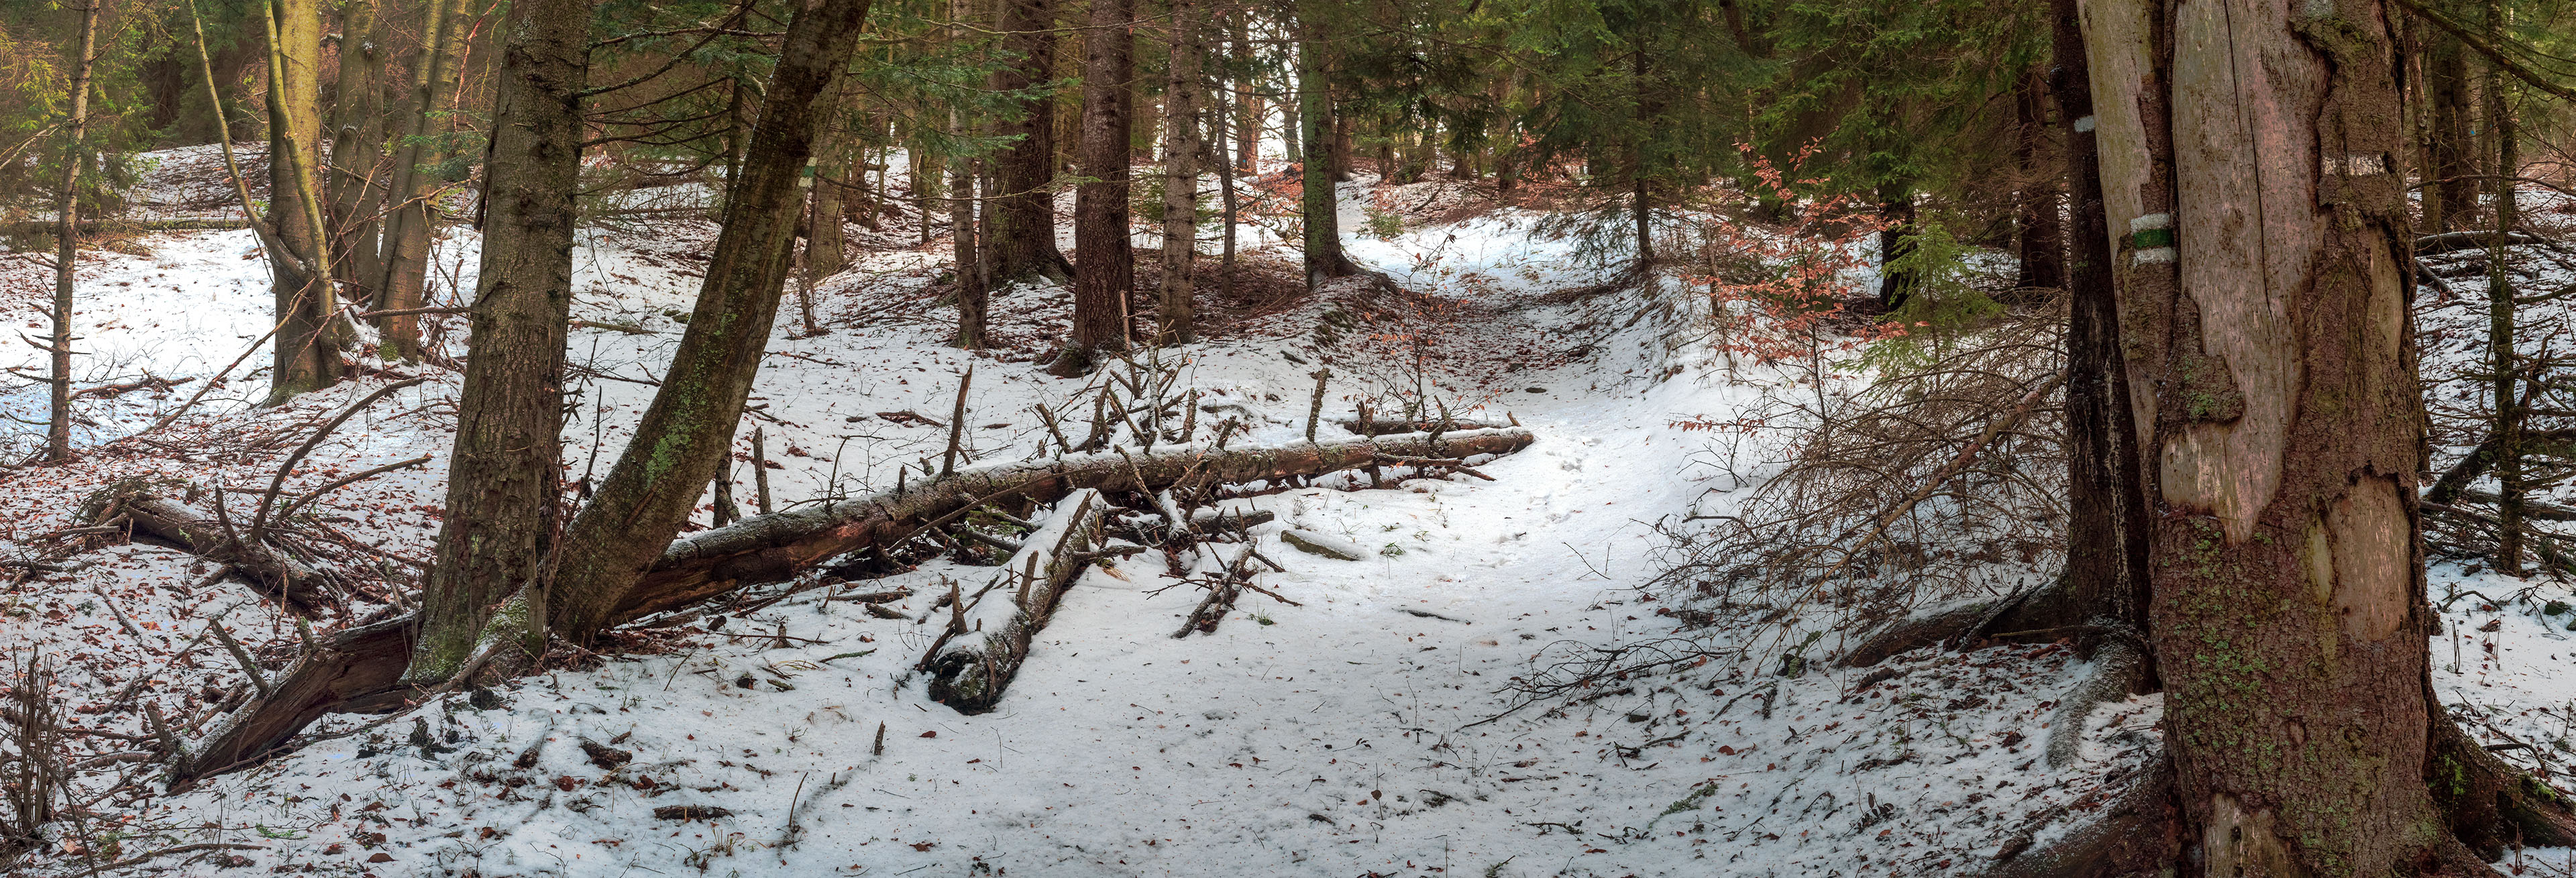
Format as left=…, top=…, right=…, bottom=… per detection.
left=1295, top=3, right=1356, bottom=289
left=2045, top=0, right=2147, bottom=641
left=401, top=0, right=590, bottom=685
left=2483, top=37, right=2523, bottom=577
left=2012, top=69, right=2064, bottom=292
left=1157, top=0, right=1201, bottom=345
left=2424, top=33, right=2473, bottom=231
left=47, top=0, right=99, bottom=462
left=266, top=0, right=342, bottom=403
left=2067, top=0, right=2576, bottom=869
left=810, top=135, right=848, bottom=278
left=951, top=0, right=987, bottom=349
left=1232, top=11, right=1256, bottom=174
left=1058, top=0, right=1134, bottom=376
left=374, top=0, right=467, bottom=361
left=327, top=0, right=385, bottom=309
left=1216, top=80, right=1238, bottom=297
left=545, top=0, right=879, bottom=647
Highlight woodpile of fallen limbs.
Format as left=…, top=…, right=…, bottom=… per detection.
left=64, top=379, right=433, bottom=616
left=1650, top=307, right=2068, bottom=639
left=162, top=427, right=1536, bottom=785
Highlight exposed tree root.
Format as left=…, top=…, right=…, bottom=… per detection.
left=2044, top=637, right=2149, bottom=769
left=2429, top=708, right=2576, bottom=858
left=1983, top=753, right=2180, bottom=878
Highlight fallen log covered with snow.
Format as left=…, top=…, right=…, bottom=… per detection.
left=611, top=427, right=1535, bottom=623
left=169, top=429, right=1536, bottom=785
left=923, top=489, right=1110, bottom=713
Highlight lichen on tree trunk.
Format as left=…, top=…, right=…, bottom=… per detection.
left=545, top=0, right=881, bottom=646
left=402, top=0, right=589, bottom=686
left=2078, top=0, right=2565, bottom=868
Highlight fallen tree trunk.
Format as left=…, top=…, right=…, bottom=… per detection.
left=924, top=489, right=1107, bottom=713
left=612, top=427, right=1533, bottom=624
left=1332, top=415, right=1515, bottom=436
left=170, top=429, right=1536, bottom=785
left=2416, top=229, right=2545, bottom=256
left=0, top=217, right=252, bottom=235
left=173, top=611, right=415, bottom=781
left=92, top=486, right=329, bottom=615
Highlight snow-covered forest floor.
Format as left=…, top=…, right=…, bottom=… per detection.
left=5, top=148, right=2576, bottom=877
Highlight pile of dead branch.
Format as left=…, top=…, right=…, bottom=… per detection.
left=1649, top=305, right=2068, bottom=641
left=6, top=380, right=433, bottom=614
left=152, top=422, right=1534, bottom=785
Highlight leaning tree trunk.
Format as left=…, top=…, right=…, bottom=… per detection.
left=374, top=0, right=467, bottom=361
left=401, top=0, right=590, bottom=685
left=1156, top=0, right=1202, bottom=345
left=46, top=0, right=99, bottom=462
left=265, top=0, right=342, bottom=404
left=989, top=0, right=1072, bottom=284
left=2078, top=0, right=2576, bottom=869
left=325, top=0, right=384, bottom=309
left=545, top=0, right=880, bottom=647
left=1057, top=0, right=1135, bottom=376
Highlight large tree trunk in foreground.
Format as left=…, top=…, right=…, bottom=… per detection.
left=989, top=0, right=1072, bottom=284
left=266, top=0, right=343, bottom=403
left=373, top=0, right=468, bottom=361
left=1058, top=0, right=1135, bottom=376
left=169, top=429, right=1534, bottom=785
left=545, top=0, right=879, bottom=647
left=47, top=0, right=99, bottom=462
left=402, top=0, right=590, bottom=685
left=2064, top=0, right=2576, bottom=870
